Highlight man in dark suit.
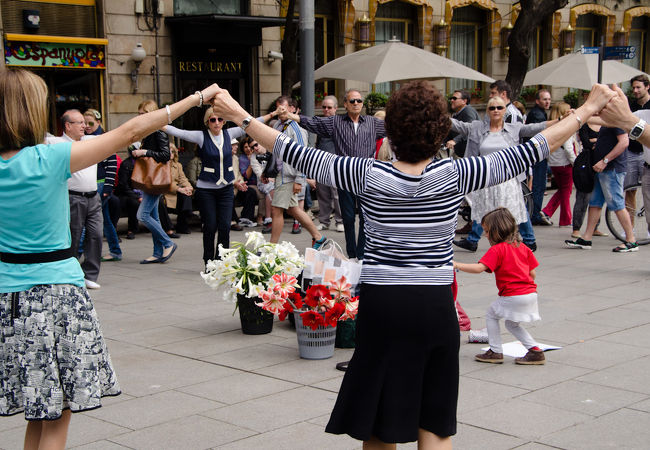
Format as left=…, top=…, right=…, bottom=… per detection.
left=445, top=89, right=479, bottom=158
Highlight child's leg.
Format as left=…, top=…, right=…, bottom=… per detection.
left=24, top=421, right=43, bottom=450
left=505, top=320, right=538, bottom=349
left=36, top=409, right=71, bottom=450
left=485, top=304, right=503, bottom=353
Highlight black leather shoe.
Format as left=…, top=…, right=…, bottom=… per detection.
left=453, top=238, right=478, bottom=252
left=231, top=223, right=243, bottom=231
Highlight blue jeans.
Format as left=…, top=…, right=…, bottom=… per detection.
left=467, top=217, right=536, bottom=245
left=530, top=160, right=547, bottom=224
left=338, top=189, right=364, bottom=259
left=196, top=187, right=234, bottom=263
left=98, top=182, right=122, bottom=258
left=137, top=192, right=173, bottom=258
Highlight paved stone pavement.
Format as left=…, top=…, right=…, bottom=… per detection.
left=1, top=211, right=650, bottom=449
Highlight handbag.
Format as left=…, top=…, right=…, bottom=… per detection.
left=130, top=156, right=172, bottom=195
left=572, top=150, right=594, bottom=194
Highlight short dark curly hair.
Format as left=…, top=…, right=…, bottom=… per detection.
left=384, top=80, right=450, bottom=163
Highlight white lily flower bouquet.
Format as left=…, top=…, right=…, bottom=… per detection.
left=201, top=231, right=304, bottom=306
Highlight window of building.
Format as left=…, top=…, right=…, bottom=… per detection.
left=448, top=6, right=486, bottom=94
left=314, top=1, right=337, bottom=103
left=174, top=0, right=245, bottom=16
left=374, top=1, right=419, bottom=95
left=527, top=26, right=543, bottom=71
left=625, top=16, right=648, bottom=72
left=574, top=13, right=603, bottom=50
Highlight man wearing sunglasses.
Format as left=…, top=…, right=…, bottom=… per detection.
left=445, top=90, right=479, bottom=158
left=291, top=89, right=386, bottom=261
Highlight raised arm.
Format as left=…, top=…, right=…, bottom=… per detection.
left=295, top=114, right=335, bottom=137
left=450, top=117, right=474, bottom=137
left=70, top=84, right=220, bottom=173
left=164, top=125, right=204, bottom=146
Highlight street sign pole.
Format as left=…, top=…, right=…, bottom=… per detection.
left=597, top=36, right=604, bottom=84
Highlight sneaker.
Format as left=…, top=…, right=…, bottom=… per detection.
left=312, top=236, right=327, bottom=250
left=475, top=349, right=503, bottom=364
left=468, top=328, right=489, bottom=343
left=592, top=229, right=609, bottom=237
left=239, top=218, right=256, bottom=227
left=262, top=223, right=273, bottom=234
left=524, top=242, right=537, bottom=252
left=336, top=223, right=345, bottom=233
left=316, top=223, right=328, bottom=231
left=291, top=221, right=302, bottom=234
left=263, top=217, right=272, bottom=225
left=565, top=237, right=592, bottom=249
left=453, top=238, right=477, bottom=252
left=84, top=279, right=101, bottom=289
left=613, top=241, right=639, bottom=253
left=537, top=212, right=553, bottom=226
left=515, top=349, right=546, bottom=365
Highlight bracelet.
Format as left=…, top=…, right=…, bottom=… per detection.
left=194, top=91, right=203, bottom=107
left=573, top=113, right=583, bottom=128
left=165, top=105, right=172, bottom=125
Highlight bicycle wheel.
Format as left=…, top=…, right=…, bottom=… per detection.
left=605, top=183, right=650, bottom=245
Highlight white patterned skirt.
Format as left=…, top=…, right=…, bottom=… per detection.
left=0, top=284, right=120, bottom=420
left=468, top=178, right=529, bottom=224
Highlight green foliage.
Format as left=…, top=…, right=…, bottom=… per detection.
left=518, top=86, right=537, bottom=103
left=364, top=92, right=389, bottom=115
left=563, top=90, right=581, bottom=109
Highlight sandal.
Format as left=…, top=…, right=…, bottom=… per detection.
left=613, top=242, right=639, bottom=253
left=335, top=361, right=349, bottom=372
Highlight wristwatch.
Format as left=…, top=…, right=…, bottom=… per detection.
left=602, top=157, right=609, bottom=164
left=629, top=119, right=646, bottom=141
left=240, top=116, right=254, bottom=131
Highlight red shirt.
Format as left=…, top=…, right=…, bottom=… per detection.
left=479, top=242, right=538, bottom=297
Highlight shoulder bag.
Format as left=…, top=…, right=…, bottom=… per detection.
left=130, top=156, right=172, bottom=195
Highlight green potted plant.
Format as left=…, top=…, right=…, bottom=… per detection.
left=363, top=92, right=388, bottom=115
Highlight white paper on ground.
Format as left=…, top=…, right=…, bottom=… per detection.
left=481, top=341, right=562, bottom=358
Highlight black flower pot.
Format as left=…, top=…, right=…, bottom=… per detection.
left=237, top=295, right=274, bottom=335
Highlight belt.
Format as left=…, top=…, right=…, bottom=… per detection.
left=69, top=190, right=97, bottom=198
left=0, top=247, right=74, bottom=264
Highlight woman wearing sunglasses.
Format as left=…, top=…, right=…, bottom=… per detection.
left=451, top=96, right=554, bottom=253
left=164, top=108, right=256, bottom=264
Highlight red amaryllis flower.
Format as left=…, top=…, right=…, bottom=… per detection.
left=340, top=296, right=359, bottom=321
left=329, top=275, right=352, bottom=299
left=288, top=292, right=303, bottom=309
left=271, top=273, right=298, bottom=298
left=278, top=300, right=294, bottom=321
left=300, top=310, right=325, bottom=330
left=305, top=284, right=330, bottom=307
left=324, top=302, right=345, bottom=327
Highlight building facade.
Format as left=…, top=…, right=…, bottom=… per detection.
left=1, top=0, right=648, bottom=133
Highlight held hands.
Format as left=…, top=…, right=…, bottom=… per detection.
left=595, top=84, right=638, bottom=131
left=581, top=84, right=617, bottom=117
left=210, top=85, right=249, bottom=124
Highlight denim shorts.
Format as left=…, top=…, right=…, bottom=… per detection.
left=589, top=169, right=626, bottom=211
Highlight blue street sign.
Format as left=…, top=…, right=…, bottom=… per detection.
left=604, top=46, right=636, bottom=60
left=581, top=46, right=599, bottom=54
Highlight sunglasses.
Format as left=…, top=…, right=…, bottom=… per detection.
left=251, top=143, right=259, bottom=148
left=209, top=117, right=224, bottom=123
left=322, top=105, right=335, bottom=109
left=348, top=99, right=363, bottom=104
left=449, top=96, right=459, bottom=101
left=85, top=121, right=95, bottom=127
left=488, top=106, right=505, bottom=111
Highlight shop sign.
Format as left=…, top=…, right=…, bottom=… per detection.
left=4, top=40, right=105, bottom=69
left=177, top=60, right=243, bottom=73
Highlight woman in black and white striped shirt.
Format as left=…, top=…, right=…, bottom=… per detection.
left=211, top=81, right=615, bottom=449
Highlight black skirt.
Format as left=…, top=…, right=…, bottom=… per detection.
left=325, top=283, right=459, bottom=443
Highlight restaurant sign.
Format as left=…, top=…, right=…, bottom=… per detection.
left=5, top=40, right=106, bottom=69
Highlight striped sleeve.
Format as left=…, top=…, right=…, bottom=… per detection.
left=455, top=133, right=549, bottom=194
left=103, top=154, right=118, bottom=189
left=272, top=133, right=372, bottom=195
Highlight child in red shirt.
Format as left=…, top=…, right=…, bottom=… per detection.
left=454, top=207, right=545, bottom=365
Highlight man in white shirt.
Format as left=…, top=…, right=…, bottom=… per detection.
left=49, top=110, right=103, bottom=289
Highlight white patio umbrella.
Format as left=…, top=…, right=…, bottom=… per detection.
left=523, top=52, right=649, bottom=90
left=309, top=41, right=495, bottom=84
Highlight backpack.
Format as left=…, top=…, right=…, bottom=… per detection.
left=572, top=150, right=594, bottom=193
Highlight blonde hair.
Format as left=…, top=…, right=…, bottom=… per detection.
left=374, top=110, right=386, bottom=120
left=481, top=207, right=520, bottom=245
left=203, top=106, right=218, bottom=126
left=138, top=99, right=158, bottom=113
left=549, top=102, right=570, bottom=121
left=487, top=96, right=506, bottom=108
left=170, top=143, right=179, bottom=162
left=0, top=69, right=49, bottom=152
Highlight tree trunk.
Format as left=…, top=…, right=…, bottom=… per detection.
left=506, top=0, right=568, bottom=100
left=281, top=0, right=299, bottom=96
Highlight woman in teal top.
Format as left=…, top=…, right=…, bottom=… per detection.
left=0, top=69, right=219, bottom=450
